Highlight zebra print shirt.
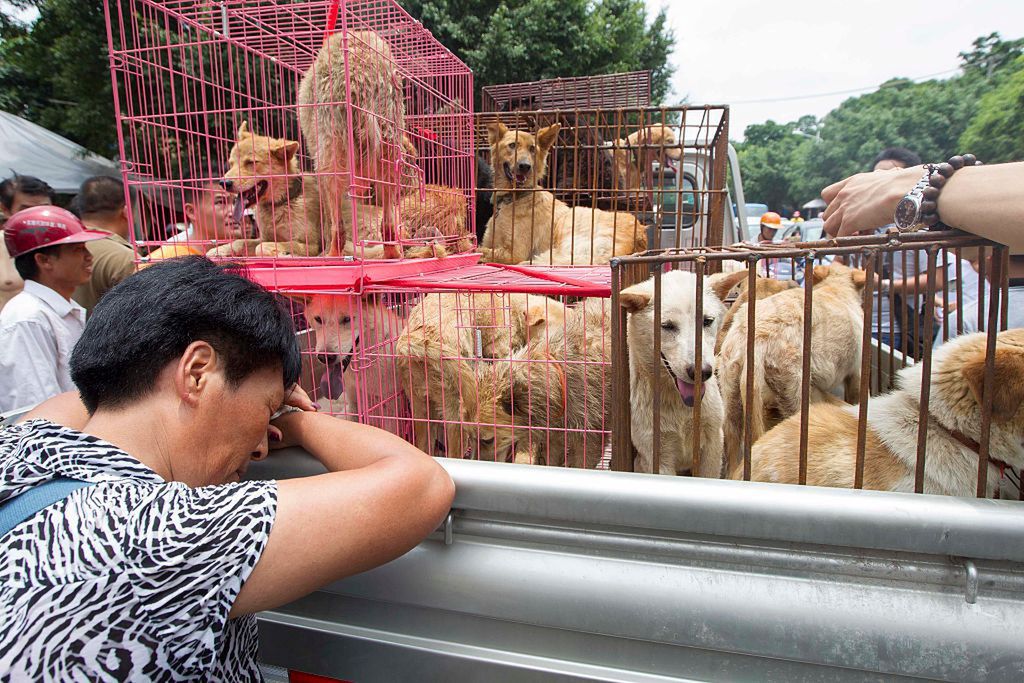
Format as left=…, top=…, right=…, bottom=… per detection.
left=0, top=419, right=278, bottom=681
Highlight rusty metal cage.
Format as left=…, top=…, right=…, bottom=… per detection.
left=610, top=231, right=1018, bottom=499
left=480, top=71, right=652, bottom=112
left=474, top=105, right=730, bottom=266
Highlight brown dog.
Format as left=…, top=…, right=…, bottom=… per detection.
left=481, top=122, right=646, bottom=265
left=298, top=30, right=406, bottom=258
left=741, top=328, right=1024, bottom=498
left=717, top=263, right=867, bottom=471
left=219, top=122, right=327, bottom=257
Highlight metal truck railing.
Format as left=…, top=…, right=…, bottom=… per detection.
left=248, top=451, right=1024, bottom=682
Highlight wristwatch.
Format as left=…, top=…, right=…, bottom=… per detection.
left=893, top=165, right=935, bottom=232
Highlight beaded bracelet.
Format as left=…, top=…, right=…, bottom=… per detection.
left=920, top=153, right=982, bottom=228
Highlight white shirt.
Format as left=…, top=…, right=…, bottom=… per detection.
left=0, top=280, right=87, bottom=413
left=166, top=224, right=194, bottom=243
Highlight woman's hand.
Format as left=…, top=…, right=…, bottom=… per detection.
left=267, top=384, right=318, bottom=449
left=822, top=165, right=922, bottom=237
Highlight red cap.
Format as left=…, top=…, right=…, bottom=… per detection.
left=4, top=205, right=109, bottom=259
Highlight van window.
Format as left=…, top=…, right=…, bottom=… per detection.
left=655, top=173, right=698, bottom=229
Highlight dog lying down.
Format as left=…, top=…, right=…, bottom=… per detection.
left=741, top=328, right=1024, bottom=498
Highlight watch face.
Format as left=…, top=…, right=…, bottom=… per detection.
left=894, top=195, right=921, bottom=230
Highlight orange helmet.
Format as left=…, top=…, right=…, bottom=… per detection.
left=759, top=211, right=783, bottom=230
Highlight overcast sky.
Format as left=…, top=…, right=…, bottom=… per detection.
left=647, top=0, right=1024, bottom=140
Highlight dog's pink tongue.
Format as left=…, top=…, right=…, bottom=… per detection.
left=319, top=363, right=345, bottom=399
left=232, top=195, right=245, bottom=224
left=675, top=378, right=704, bottom=407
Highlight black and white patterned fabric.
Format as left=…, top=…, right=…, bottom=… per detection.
left=0, top=419, right=278, bottom=681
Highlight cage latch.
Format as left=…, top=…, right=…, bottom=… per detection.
left=962, top=559, right=979, bottom=604
left=443, top=511, right=455, bottom=546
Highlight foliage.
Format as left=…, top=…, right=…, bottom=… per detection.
left=399, top=0, right=675, bottom=104
left=737, top=33, right=1024, bottom=213
left=960, top=55, right=1024, bottom=163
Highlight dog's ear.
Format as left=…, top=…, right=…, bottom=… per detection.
left=708, top=270, right=750, bottom=303
left=850, top=268, right=868, bottom=291
left=618, top=282, right=652, bottom=313
left=487, top=122, right=509, bottom=147
left=536, top=124, right=561, bottom=154
left=273, top=139, right=300, bottom=160
left=237, top=120, right=250, bottom=138
left=526, top=302, right=549, bottom=331
left=961, top=342, right=1024, bottom=423
left=811, top=264, right=831, bottom=286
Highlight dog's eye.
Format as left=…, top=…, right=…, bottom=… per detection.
left=703, top=315, right=715, bottom=328
left=480, top=437, right=495, bottom=447
left=507, top=142, right=517, bottom=150
left=341, top=316, right=351, bottom=324
left=529, top=145, right=537, bottom=153
left=313, top=316, right=323, bottom=325
left=500, top=395, right=514, bottom=414
left=661, top=321, right=677, bottom=332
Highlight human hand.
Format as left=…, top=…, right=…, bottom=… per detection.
left=822, top=166, right=923, bottom=237
left=268, top=384, right=319, bottom=450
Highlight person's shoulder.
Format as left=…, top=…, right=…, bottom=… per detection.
left=145, top=243, right=204, bottom=262
left=0, top=290, right=49, bottom=328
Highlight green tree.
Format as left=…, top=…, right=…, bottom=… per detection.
left=960, top=55, right=1024, bottom=163
left=400, top=0, right=675, bottom=104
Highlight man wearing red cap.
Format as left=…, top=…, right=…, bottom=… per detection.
left=0, top=206, right=108, bottom=412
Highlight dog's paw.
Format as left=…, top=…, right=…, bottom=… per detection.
left=207, top=242, right=240, bottom=258
left=254, top=242, right=290, bottom=258
left=383, top=244, right=402, bottom=260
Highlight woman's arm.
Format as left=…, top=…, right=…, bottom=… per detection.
left=822, top=162, right=1024, bottom=251
left=229, top=411, right=454, bottom=617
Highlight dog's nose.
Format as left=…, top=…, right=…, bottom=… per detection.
left=516, top=161, right=532, bottom=174
left=220, top=179, right=234, bottom=191
left=686, top=364, right=713, bottom=382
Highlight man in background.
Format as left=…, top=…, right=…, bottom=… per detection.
left=72, top=176, right=137, bottom=313
left=147, top=173, right=242, bottom=260
left=0, top=206, right=107, bottom=412
left=0, top=174, right=55, bottom=311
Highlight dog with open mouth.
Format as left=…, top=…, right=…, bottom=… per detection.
left=304, top=293, right=405, bottom=435
left=217, top=121, right=328, bottom=257
left=480, top=121, right=646, bottom=265
left=618, top=270, right=729, bottom=477
left=610, top=124, right=683, bottom=211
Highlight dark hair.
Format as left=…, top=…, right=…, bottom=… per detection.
left=871, top=147, right=922, bottom=170
left=13, top=245, right=60, bottom=281
left=77, top=176, right=125, bottom=217
left=0, top=175, right=56, bottom=213
left=71, top=256, right=301, bottom=413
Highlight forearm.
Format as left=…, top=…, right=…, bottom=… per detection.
left=282, top=410, right=434, bottom=471
left=937, top=162, right=1024, bottom=251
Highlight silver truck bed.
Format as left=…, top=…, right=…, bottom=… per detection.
left=248, top=453, right=1024, bottom=682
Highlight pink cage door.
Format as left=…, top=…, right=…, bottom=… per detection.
left=104, top=0, right=475, bottom=284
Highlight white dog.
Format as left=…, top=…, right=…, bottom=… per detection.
left=618, top=270, right=729, bottom=477
left=304, top=294, right=404, bottom=434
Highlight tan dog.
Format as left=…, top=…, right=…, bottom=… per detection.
left=619, top=270, right=727, bottom=477
left=717, top=263, right=867, bottom=471
left=708, top=269, right=800, bottom=352
left=472, top=298, right=608, bottom=468
left=741, top=328, right=1024, bottom=498
left=611, top=124, right=682, bottom=193
left=481, top=122, right=646, bottom=265
left=298, top=30, right=406, bottom=258
left=219, top=122, right=327, bottom=257
left=304, top=294, right=404, bottom=434
left=395, top=292, right=564, bottom=457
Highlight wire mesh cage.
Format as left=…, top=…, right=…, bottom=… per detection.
left=275, top=264, right=613, bottom=466
left=104, top=0, right=475, bottom=268
left=480, top=71, right=652, bottom=112
left=609, top=231, right=1020, bottom=499
left=474, top=105, right=730, bottom=266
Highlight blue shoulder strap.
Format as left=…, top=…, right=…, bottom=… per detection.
left=0, top=477, right=93, bottom=537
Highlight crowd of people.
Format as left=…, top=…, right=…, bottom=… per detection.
left=0, top=153, right=1021, bottom=678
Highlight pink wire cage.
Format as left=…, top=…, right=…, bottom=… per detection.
left=103, top=0, right=476, bottom=277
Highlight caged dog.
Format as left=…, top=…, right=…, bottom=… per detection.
left=218, top=121, right=328, bottom=257
left=472, top=297, right=608, bottom=468
left=618, top=270, right=731, bottom=477
left=304, top=294, right=404, bottom=435
left=481, top=122, right=646, bottom=265
left=716, top=262, right=867, bottom=472
left=741, top=328, right=1024, bottom=498
left=610, top=124, right=683, bottom=194
left=298, top=29, right=407, bottom=259
left=395, top=292, right=565, bottom=458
